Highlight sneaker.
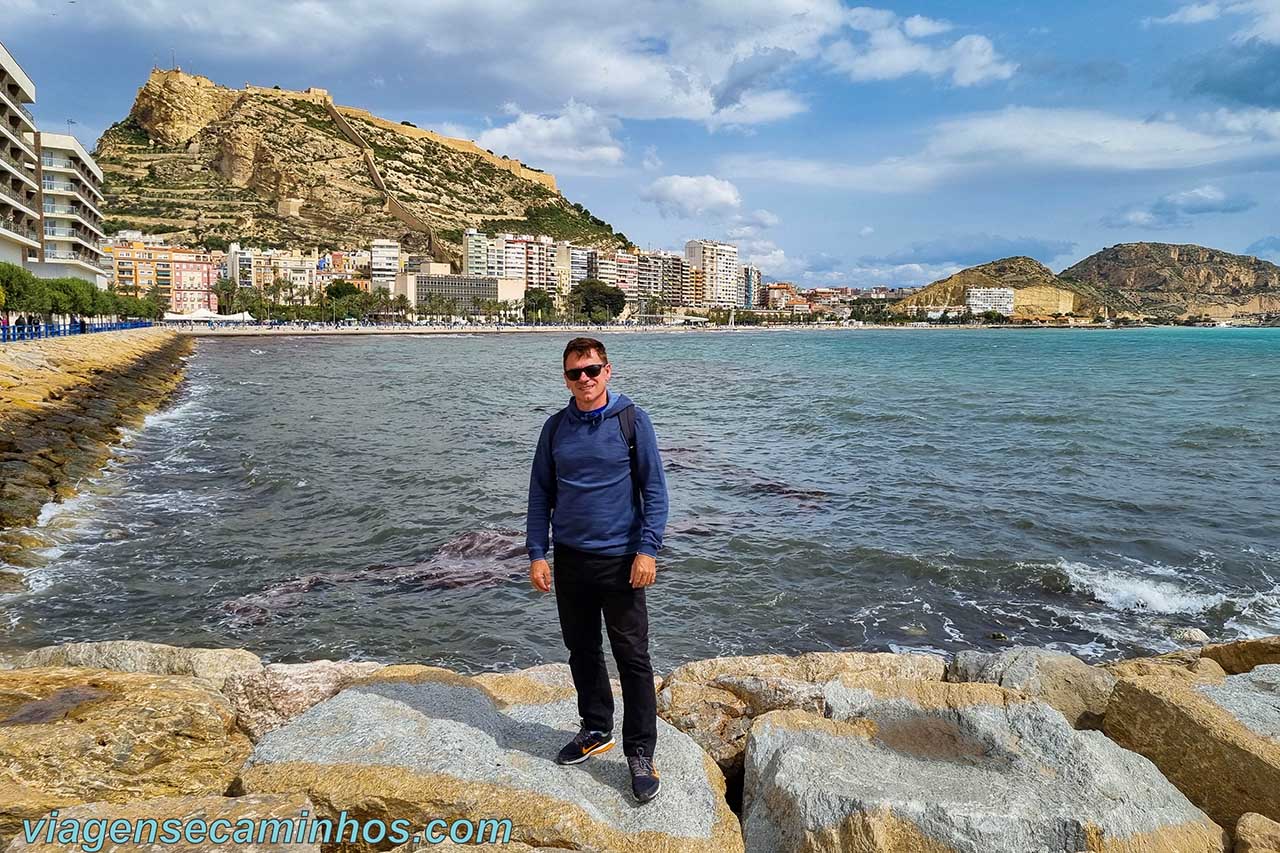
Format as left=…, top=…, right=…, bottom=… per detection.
left=627, top=747, right=661, bottom=803
left=555, top=728, right=615, bottom=765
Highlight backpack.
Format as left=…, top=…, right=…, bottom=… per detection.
left=547, top=403, right=639, bottom=508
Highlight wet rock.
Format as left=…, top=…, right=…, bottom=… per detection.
left=743, top=680, right=1227, bottom=852
left=0, top=640, right=263, bottom=691
left=657, top=651, right=944, bottom=777
left=1173, top=627, right=1213, bottom=646
left=1104, top=656, right=1280, bottom=835
left=6, top=794, right=317, bottom=852
left=222, top=659, right=385, bottom=741
left=945, top=646, right=1115, bottom=729
left=238, top=664, right=743, bottom=853
left=0, top=667, right=251, bottom=848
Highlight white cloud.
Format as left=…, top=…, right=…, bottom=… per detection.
left=1146, top=1, right=1280, bottom=42
left=641, top=175, right=742, bottom=218
left=722, top=106, right=1280, bottom=191
left=642, top=146, right=663, bottom=171
left=436, top=122, right=476, bottom=141
left=859, top=225, right=876, bottom=236
left=1147, top=3, right=1223, bottom=25
left=825, top=10, right=1015, bottom=87
left=474, top=100, right=624, bottom=173
left=725, top=208, right=781, bottom=239
left=1204, top=107, right=1280, bottom=138
left=6, top=1, right=1015, bottom=126
left=903, top=14, right=953, bottom=38
left=1103, top=184, right=1256, bottom=228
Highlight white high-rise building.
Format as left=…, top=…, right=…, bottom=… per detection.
left=590, top=253, right=616, bottom=286
left=370, top=239, right=401, bottom=291
left=684, top=239, right=739, bottom=307
left=965, top=287, right=1015, bottom=316
left=0, top=43, right=40, bottom=269
left=36, top=133, right=107, bottom=286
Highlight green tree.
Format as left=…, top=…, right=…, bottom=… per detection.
left=213, top=277, right=238, bottom=314
left=326, top=279, right=359, bottom=301
left=524, top=288, right=555, bottom=324
left=393, top=293, right=411, bottom=319
left=571, top=279, right=626, bottom=323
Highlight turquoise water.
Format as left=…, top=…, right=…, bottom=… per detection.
left=3, top=327, right=1278, bottom=670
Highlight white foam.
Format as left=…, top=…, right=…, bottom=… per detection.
left=1059, top=559, right=1228, bottom=615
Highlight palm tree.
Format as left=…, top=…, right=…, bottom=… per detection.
left=393, top=293, right=411, bottom=321
left=213, top=277, right=237, bottom=314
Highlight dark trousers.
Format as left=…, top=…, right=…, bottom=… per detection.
left=552, top=542, right=657, bottom=758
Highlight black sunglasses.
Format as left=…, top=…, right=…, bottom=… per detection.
left=564, top=363, right=607, bottom=381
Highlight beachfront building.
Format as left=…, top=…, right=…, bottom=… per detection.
left=766, top=282, right=798, bottom=309
left=685, top=239, right=739, bottom=307
left=589, top=252, right=617, bottom=287
left=395, top=264, right=525, bottom=314
left=613, top=251, right=638, bottom=299
left=462, top=230, right=558, bottom=294
left=370, top=239, right=401, bottom=292
left=965, top=286, right=1015, bottom=316
left=102, top=240, right=218, bottom=311
left=742, top=264, right=762, bottom=308
left=34, top=132, right=108, bottom=287
left=636, top=250, right=690, bottom=306
left=0, top=43, right=38, bottom=269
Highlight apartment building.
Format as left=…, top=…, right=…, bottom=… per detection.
left=36, top=132, right=107, bottom=285
left=102, top=241, right=217, bottom=311
left=684, top=239, right=740, bottom=307
left=965, top=286, right=1015, bottom=316
left=589, top=253, right=616, bottom=286
left=637, top=251, right=690, bottom=305
left=370, top=239, right=401, bottom=292
left=0, top=44, right=38, bottom=269
left=742, top=264, right=762, bottom=308
left=766, top=282, right=798, bottom=309
left=613, top=251, right=638, bottom=299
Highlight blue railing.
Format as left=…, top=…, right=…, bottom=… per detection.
left=0, top=320, right=153, bottom=343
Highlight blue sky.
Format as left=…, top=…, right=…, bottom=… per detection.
left=6, top=0, right=1280, bottom=285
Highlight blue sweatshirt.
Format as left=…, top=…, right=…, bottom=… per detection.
left=526, top=391, right=669, bottom=561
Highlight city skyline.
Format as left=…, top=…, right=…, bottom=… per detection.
left=6, top=1, right=1280, bottom=289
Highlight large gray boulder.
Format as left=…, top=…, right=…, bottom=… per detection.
left=658, top=651, right=944, bottom=776
left=0, top=641, right=262, bottom=691
left=742, top=679, right=1227, bottom=852
left=945, top=646, right=1115, bottom=729
left=237, top=664, right=743, bottom=853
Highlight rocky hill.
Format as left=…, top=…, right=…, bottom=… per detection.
left=894, top=256, right=1132, bottom=318
left=94, top=70, right=629, bottom=262
left=1060, top=243, right=1280, bottom=318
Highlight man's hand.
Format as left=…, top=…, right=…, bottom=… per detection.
left=630, top=553, right=657, bottom=588
left=530, top=559, right=552, bottom=593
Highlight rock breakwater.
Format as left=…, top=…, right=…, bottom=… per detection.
left=0, top=330, right=192, bottom=565
left=0, top=636, right=1276, bottom=851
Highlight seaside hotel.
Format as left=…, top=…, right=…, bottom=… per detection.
left=0, top=41, right=108, bottom=287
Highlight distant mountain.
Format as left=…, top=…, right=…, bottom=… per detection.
left=893, top=256, right=1130, bottom=318
left=95, top=70, right=628, bottom=261
left=1060, top=243, right=1280, bottom=318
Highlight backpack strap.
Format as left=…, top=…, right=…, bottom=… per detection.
left=546, top=407, right=569, bottom=508
left=618, top=404, right=640, bottom=508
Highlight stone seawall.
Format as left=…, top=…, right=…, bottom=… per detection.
left=0, top=330, right=193, bottom=535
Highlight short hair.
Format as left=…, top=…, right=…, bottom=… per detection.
left=563, top=337, right=607, bottom=367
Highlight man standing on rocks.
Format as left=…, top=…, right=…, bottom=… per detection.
left=526, top=337, right=669, bottom=804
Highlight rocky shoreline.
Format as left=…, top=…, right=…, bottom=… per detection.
left=0, top=636, right=1276, bottom=852
left=0, top=330, right=192, bottom=587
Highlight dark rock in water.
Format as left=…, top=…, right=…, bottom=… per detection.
left=222, top=528, right=527, bottom=624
